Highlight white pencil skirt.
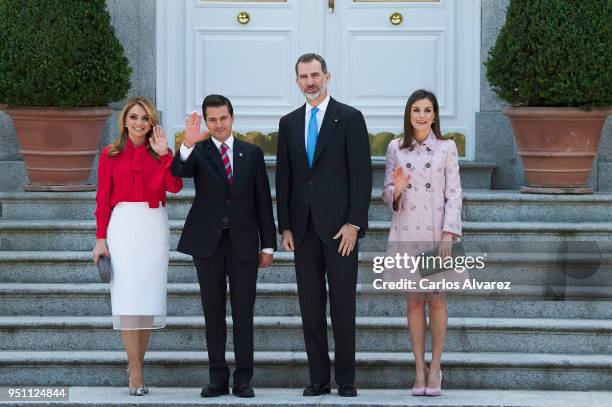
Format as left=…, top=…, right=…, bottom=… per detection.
left=107, top=202, right=169, bottom=330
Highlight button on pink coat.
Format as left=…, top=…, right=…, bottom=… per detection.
left=382, top=132, right=465, bottom=290
left=383, top=132, right=462, bottom=242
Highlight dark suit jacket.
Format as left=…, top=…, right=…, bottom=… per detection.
left=276, top=97, right=372, bottom=246
left=171, top=138, right=277, bottom=263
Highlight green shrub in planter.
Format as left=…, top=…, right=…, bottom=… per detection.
left=485, top=0, right=611, bottom=107
left=0, top=0, right=131, bottom=107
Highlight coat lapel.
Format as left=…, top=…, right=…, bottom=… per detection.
left=203, top=138, right=229, bottom=189
left=312, top=97, right=340, bottom=168
left=231, top=139, right=244, bottom=187
left=293, top=104, right=309, bottom=172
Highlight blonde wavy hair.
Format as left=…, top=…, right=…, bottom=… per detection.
left=107, top=96, right=160, bottom=159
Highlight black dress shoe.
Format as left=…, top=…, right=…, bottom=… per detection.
left=337, top=384, right=358, bottom=397
left=232, top=385, right=255, bottom=398
left=200, top=386, right=229, bottom=397
left=303, top=383, right=331, bottom=396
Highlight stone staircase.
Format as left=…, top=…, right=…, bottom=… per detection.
left=1, top=163, right=611, bottom=396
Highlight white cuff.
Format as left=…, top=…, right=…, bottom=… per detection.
left=179, top=142, right=195, bottom=161
left=261, top=248, right=274, bottom=254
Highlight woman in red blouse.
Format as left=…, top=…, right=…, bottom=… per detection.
left=92, top=96, right=182, bottom=395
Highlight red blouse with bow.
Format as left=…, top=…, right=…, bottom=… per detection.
left=95, top=139, right=183, bottom=238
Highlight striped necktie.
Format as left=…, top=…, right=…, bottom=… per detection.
left=219, top=143, right=232, bottom=185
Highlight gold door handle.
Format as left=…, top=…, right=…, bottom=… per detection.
left=237, top=11, right=250, bottom=25
left=329, top=0, right=334, bottom=14
left=390, top=12, right=403, bottom=26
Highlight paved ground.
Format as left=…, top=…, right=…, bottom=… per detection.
left=1, top=388, right=610, bottom=406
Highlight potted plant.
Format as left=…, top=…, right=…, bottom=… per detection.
left=485, top=0, right=611, bottom=194
left=0, top=0, right=131, bottom=191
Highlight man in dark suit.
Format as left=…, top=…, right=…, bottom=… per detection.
left=171, top=94, right=276, bottom=398
left=276, top=54, right=372, bottom=397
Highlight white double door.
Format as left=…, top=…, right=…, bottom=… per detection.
left=157, top=0, right=480, bottom=158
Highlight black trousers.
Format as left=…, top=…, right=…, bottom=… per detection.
left=193, top=230, right=258, bottom=387
left=294, top=212, right=358, bottom=385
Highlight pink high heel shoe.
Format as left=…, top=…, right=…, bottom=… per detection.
left=425, top=370, right=442, bottom=397
left=411, top=366, right=429, bottom=396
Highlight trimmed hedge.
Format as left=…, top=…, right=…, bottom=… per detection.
left=0, top=0, right=131, bottom=107
left=485, top=0, right=611, bottom=107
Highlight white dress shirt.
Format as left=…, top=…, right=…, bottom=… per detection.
left=180, top=135, right=274, bottom=254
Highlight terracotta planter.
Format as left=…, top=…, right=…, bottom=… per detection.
left=505, top=107, right=610, bottom=194
left=3, top=106, right=112, bottom=191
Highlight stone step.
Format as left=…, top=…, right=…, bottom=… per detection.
left=1, top=251, right=610, bottom=288
left=0, top=190, right=396, bottom=222
left=0, top=387, right=607, bottom=407
left=272, top=158, right=496, bottom=190
left=1, top=316, right=610, bottom=354
left=0, top=350, right=609, bottom=390
left=460, top=190, right=612, bottom=223
left=0, top=158, right=495, bottom=192
left=3, top=189, right=612, bottom=223
left=2, top=220, right=611, bottom=252
left=1, top=283, right=610, bottom=319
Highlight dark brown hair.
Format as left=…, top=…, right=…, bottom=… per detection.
left=401, top=89, right=443, bottom=149
left=294, top=53, right=328, bottom=75
left=202, top=94, right=234, bottom=119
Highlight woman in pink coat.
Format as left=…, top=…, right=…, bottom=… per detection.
left=382, top=89, right=463, bottom=397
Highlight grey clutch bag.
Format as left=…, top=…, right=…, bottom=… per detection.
left=419, top=242, right=465, bottom=277
left=97, top=255, right=112, bottom=283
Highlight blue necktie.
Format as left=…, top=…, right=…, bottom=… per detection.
left=306, top=107, right=319, bottom=168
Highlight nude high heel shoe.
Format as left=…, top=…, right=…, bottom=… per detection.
left=411, top=366, right=429, bottom=396
left=425, top=370, right=442, bottom=397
